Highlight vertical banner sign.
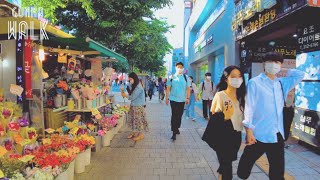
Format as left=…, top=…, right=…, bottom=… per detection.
left=16, top=39, right=24, bottom=103
left=24, top=39, right=32, bottom=98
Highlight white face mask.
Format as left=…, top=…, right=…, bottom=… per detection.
left=206, top=76, right=211, bottom=80
left=265, top=62, right=281, bottom=75
left=229, top=78, right=243, bottom=88
left=176, top=67, right=184, bottom=74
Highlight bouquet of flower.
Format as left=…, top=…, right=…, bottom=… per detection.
left=0, top=157, right=26, bottom=179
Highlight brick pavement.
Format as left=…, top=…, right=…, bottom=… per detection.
left=75, top=92, right=320, bottom=180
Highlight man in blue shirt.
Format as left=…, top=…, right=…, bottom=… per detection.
left=237, top=52, right=305, bottom=180
left=166, top=62, right=191, bottom=141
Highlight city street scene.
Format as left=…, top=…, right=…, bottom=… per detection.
left=0, top=0, right=319, bottom=180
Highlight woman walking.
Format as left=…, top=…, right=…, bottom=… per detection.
left=185, top=76, right=198, bottom=121
left=158, top=77, right=165, bottom=102
left=210, top=66, right=246, bottom=180
left=121, top=72, right=148, bottom=141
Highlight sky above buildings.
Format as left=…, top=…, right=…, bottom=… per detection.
left=154, top=0, right=184, bottom=72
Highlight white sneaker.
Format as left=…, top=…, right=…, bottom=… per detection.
left=191, top=118, right=196, bottom=121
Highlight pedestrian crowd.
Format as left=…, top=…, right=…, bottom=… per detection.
left=120, top=51, right=305, bottom=180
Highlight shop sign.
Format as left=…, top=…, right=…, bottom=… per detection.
left=292, top=108, right=320, bottom=147
left=194, top=35, right=213, bottom=53
left=297, top=24, right=320, bottom=53
left=233, top=0, right=306, bottom=39
left=308, top=0, right=320, bottom=7
left=274, top=48, right=296, bottom=58
left=16, top=39, right=24, bottom=103
left=242, top=8, right=277, bottom=37
left=24, top=38, right=32, bottom=98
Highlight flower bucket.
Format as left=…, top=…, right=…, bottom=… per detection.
left=92, top=136, right=102, bottom=152
left=55, top=169, right=68, bottom=180
left=102, top=131, right=111, bottom=147
left=56, top=160, right=75, bottom=180
left=92, top=99, right=97, bottom=108
left=75, top=151, right=86, bottom=173
left=86, top=100, right=92, bottom=109
left=100, top=95, right=104, bottom=105
left=68, top=160, right=75, bottom=180
left=84, top=148, right=91, bottom=166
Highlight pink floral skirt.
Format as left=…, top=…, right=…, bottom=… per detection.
left=128, top=106, right=148, bottom=132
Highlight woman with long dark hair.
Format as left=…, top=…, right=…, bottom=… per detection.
left=121, top=72, right=148, bottom=141
left=210, top=66, right=246, bottom=180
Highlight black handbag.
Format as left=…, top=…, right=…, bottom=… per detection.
left=279, top=81, right=295, bottom=141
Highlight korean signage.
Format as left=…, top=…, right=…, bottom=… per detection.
left=24, top=38, right=32, bottom=98
left=233, top=0, right=306, bottom=39
left=292, top=108, right=320, bottom=147
left=297, top=24, right=320, bottom=53
left=241, top=8, right=276, bottom=37
left=194, top=35, right=213, bottom=53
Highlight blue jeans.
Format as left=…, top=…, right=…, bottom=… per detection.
left=186, top=94, right=196, bottom=118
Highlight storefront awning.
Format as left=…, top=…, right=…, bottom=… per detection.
left=0, top=17, right=74, bottom=38
left=85, top=37, right=127, bottom=62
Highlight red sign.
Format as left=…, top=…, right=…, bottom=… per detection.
left=308, top=0, right=320, bottom=6
left=24, top=38, right=32, bottom=98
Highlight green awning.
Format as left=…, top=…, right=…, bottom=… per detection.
left=86, top=37, right=127, bottom=62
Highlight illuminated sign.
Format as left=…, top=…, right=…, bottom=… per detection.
left=297, top=24, right=320, bottom=52
left=242, top=8, right=276, bottom=37
left=308, top=0, right=320, bottom=7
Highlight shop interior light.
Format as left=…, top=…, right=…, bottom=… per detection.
left=39, top=45, right=45, bottom=61
left=269, top=41, right=276, bottom=46
left=293, top=34, right=298, bottom=38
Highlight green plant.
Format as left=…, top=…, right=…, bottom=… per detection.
left=0, top=158, right=26, bottom=178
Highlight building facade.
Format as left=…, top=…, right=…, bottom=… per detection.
left=232, top=0, right=320, bottom=148
left=171, top=48, right=184, bottom=74
left=185, top=0, right=237, bottom=85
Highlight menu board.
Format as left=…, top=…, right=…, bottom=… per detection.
left=292, top=108, right=320, bottom=147
left=297, top=24, right=320, bottom=53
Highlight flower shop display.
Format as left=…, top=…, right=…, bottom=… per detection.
left=0, top=97, right=128, bottom=179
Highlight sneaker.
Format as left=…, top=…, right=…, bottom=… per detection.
left=171, top=133, right=176, bottom=141
left=191, top=118, right=196, bottom=121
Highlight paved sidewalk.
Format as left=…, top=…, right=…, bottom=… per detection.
left=75, top=92, right=320, bottom=180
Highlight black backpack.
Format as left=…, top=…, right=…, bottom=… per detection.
left=202, top=81, right=213, bottom=91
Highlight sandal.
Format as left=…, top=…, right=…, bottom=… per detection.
left=133, top=133, right=144, bottom=141
left=127, top=133, right=135, bottom=139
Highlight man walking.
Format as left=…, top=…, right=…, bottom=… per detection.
left=237, top=52, right=305, bottom=180
left=200, top=72, right=215, bottom=120
left=166, top=62, right=191, bottom=141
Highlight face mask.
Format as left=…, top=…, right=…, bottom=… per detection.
left=188, top=78, right=192, bottom=82
left=229, top=78, right=243, bottom=88
left=265, top=62, right=281, bottom=75
left=176, top=67, right=184, bottom=74
left=206, top=76, right=211, bottom=80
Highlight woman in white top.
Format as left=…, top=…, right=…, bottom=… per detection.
left=210, top=66, right=246, bottom=180
left=186, top=76, right=199, bottom=121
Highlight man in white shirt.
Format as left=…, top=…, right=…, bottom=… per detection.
left=200, top=72, right=215, bottom=120
left=237, top=52, right=305, bottom=180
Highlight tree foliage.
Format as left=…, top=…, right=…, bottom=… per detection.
left=155, top=66, right=167, bottom=78
left=24, top=0, right=173, bottom=73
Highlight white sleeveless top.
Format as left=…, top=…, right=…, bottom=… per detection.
left=210, top=91, right=244, bottom=131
